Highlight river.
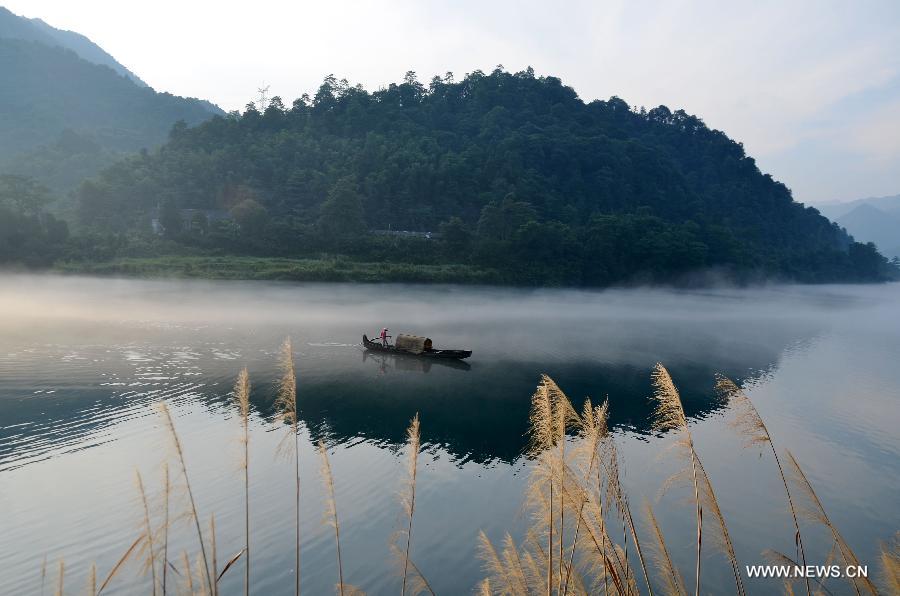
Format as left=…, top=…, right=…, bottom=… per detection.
left=1, top=275, right=898, bottom=594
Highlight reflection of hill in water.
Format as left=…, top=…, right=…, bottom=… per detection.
left=291, top=355, right=779, bottom=464
left=2, top=279, right=841, bottom=469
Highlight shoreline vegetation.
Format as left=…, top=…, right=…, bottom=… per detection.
left=51, top=255, right=500, bottom=284
left=37, top=342, right=899, bottom=595
left=46, top=254, right=900, bottom=287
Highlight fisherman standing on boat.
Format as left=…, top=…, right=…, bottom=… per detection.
left=379, top=327, right=391, bottom=347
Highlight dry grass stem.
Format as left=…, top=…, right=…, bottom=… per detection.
left=162, top=463, right=170, bottom=596
left=880, top=533, right=900, bottom=594
left=158, top=401, right=213, bottom=595
left=97, top=534, right=145, bottom=595
left=276, top=337, right=301, bottom=596
left=40, top=554, right=47, bottom=596
left=88, top=563, right=97, bottom=596
left=785, top=451, right=878, bottom=595
left=234, top=368, right=251, bottom=596
left=55, top=560, right=63, bottom=596
left=399, top=413, right=422, bottom=596
left=318, top=440, right=345, bottom=596
left=218, top=549, right=246, bottom=583
left=651, top=364, right=703, bottom=596
left=135, top=470, right=159, bottom=596
left=211, top=514, right=218, bottom=596
left=645, top=502, right=685, bottom=596
left=182, top=551, right=194, bottom=595
left=717, top=375, right=810, bottom=596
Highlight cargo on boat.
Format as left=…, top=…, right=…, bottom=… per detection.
left=362, top=333, right=472, bottom=360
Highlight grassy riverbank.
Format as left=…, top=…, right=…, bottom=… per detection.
left=53, top=255, right=500, bottom=284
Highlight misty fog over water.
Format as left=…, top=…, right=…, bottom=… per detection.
left=1, top=275, right=898, bottom=594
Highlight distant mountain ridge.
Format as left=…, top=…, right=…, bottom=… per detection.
left=819, top=194, right=900, bottom=259
left=0, top=6, right=223, bottom=193
left=0, top=6, right=145, bottom=85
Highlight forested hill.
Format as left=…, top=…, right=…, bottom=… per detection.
left=73, top=68, right=895, bottom=285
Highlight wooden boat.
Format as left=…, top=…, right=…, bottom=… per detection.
left=363, top=333, right=472, bottom=360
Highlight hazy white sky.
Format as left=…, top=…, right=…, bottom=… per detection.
left=7, top=0, right=900, bottom=204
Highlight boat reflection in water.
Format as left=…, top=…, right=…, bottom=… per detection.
left=362, top=348, right=472, bottom=373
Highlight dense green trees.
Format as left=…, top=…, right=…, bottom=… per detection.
left=29, top=67, right=892, bottom=284
left=0, top=175, right=69, bottom=265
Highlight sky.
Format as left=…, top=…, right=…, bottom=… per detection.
left=6, top=0, right=900, bottom=205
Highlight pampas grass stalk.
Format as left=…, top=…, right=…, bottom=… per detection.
left=477, top=531, right=516, bottom=594
left=195, top=555, right=209, bottom=596
left=881, top=533, right=899, bottom=594
left=651, top=364, right=703, bottom=596
left=562, top=399, right=607, bottom=596
left=210, top=514, right=218, bottom=596
left=529, top=377, right=555, bottom=596
left=318, top=440, right=345, bottom=596
left=717, top=376, right=810, bottom=596
left=234, top=368, right=251, bottom=596
left=400, top=413, right=422, bottom=596
left=182, top=551, right=194, bottom=595
left=784, top=450, right=878, bottom=595
left=97, top=534, right=144, bottom=594
left=158, top=402, right=213, bottom=595
left=645, top=502, right=685, bottom=596
left=604, top=437, right=652, bottom=596
left=135, top=470, right=159, bottom=596
left=55, top=560, right=63, bottom=596
left=40, top=554, right=47, bottom=596
left=88, top=563, right=96, bottom=596
left=694, top=457, right=743, bottom=596
left=276, top=338, right=301, bottom=596
left=527, top=375, right=578, bottom=596
left=162, top=463, right=170, bottom=596
left=652, top=365, right=744, bottom=596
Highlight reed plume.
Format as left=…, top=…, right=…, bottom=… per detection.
left=477, top=530, right=523, bottom=595
left=318, top=440, right=345, bottom=596
left=158, top=401, right=213, bottom=595
left=717, top=375, right=810, bottom=596
left=275, top=337, right=301, bottom=596
left=644, top=502, right=685, bottom=596
left=501, top=533, right=531, bottom=596
left=398, top=413, right=422, bottom=596
left=478, top=578, right=492, bottom=596
left=40, top=554, right=47, bottom=596
left=784, top=450, right=878, bottom=595
left=652, top=364, right=744, bottom=596
left=562, top=399, right=608, bottom=596
left=527, top=375, right=578, bottom=596
left=650, top=364, right=703, bottom=596
left=135, top=470, right=159, bottom=596
left=234, top=368, right=251, bottom=596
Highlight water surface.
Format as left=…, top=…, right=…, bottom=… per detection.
left=1, top=275, right=898, bottom=594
